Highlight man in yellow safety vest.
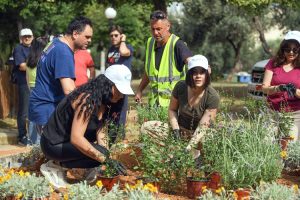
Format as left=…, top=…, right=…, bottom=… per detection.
left=135, top=10, right=192, bottom=107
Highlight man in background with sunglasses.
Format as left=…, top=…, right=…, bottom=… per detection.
left=106, top=25, right=134, bottom=142
left=135, top=10, right=192, bottom=107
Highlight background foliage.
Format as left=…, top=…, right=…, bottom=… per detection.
left=1, top=0, right=300, bottom=78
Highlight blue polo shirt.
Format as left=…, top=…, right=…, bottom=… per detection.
left=29, top=38, right=75, bottom=125
left=13, top=44, right=30, bottom=85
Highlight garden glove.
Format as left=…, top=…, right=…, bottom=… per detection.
left=186, top=126, right=207, bottom=151
left=97, top=145, right=110, bottom=160
left=106, top=159, right=127, bottom=176
left=172, top=129, right=181, bottom=140
left=279, top=83, right=296, bottom=98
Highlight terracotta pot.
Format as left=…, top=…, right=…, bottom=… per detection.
left=209, top=172, right=221, bottom=189
left=234, top=189, right=251, bottom=200
left=280, top=137, right=294, bottom=151
left=186, top=177, right=209, bottom=199
left=97, top=176, right=119, bottom=191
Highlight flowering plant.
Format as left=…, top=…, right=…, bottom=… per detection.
left=66, top=181, right=124, bottom=200
left=0, top=170, right=50, bottom=199
left=125, top=180, right=167, bottom=200
left=137, top=132, right=195, bottom=192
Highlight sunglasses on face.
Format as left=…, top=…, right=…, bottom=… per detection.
left=110, top=34, right=120, bottom=38
left=150, top=12, right=167, bottom=20
left=283, top=47, right=300, bottom=54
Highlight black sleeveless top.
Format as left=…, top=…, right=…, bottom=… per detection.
left=43, top=96, right=123, bottom=145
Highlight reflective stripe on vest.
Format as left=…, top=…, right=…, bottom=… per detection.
left=145, top=34, right=182, bottom=106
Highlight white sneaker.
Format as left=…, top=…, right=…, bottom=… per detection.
left=40, top=160, right=68, bottom=189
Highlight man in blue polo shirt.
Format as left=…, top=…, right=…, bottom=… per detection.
left=29, top=16, right=93, bottom=132
left=13, top=28, right=33, bottom=145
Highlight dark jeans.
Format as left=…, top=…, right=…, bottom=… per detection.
left=40, top=135, right=108, bottom=168
left=17, top=84, right=29, bottom=140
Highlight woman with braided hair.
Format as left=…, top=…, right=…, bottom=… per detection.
left=39, top=64, right=134, bottom=189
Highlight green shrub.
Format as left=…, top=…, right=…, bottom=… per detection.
left=136, top=105, right=168, bottom=125
left=285, top=141, right=300, bottom=170
left=202, top=112, right=283, bottom=189
left=137, top=134, right=195, bottom=192
left=252, top=182, right=299, bottom=200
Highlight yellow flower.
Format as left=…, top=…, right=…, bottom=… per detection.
left=96, top=180, right=103, bottom=188
left=63, top=193, right=69, bottom=200
left=280, top=151, right=287, bottom=159
left=143, top=183, right=158, bottom=193
left=293, top=184, right=299, bottom=193
left=233, top=192, right=238, bottom=200
left=18, top=170, right=25, bottom=177
left=49, top=185, right=54, bottom=193
left=290, top=134, right=295, bottom=140
left=17, top=192, right=23, bottom=199
left=215, top=188, right=222, bottom=194
left=202, top=186, right=207, bottom=193
left=24, top=172, right=30, bottom=176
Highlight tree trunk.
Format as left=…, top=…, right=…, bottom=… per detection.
left=226, top=37, right=243, bottom=82
left=252, top=16, right=273, bottom=56
left=153, top=0, right=167, bottom=13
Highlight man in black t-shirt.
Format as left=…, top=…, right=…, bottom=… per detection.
left=106, top=25, right=134, bottom=142
left=135, top=10, right=193, bottom=107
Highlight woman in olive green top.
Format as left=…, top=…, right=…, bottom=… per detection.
left=141, top=55, right=220, bottom=154
left=169, top=55, right=220, bottom=151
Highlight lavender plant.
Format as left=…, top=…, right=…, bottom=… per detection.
left=202, top=111, right=283, bottom=190
left=252, top=182, right=299, bottom=200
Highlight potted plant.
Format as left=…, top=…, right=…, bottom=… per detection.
left=186, top=169, right=210, bottom=199
left=283, top=141, right=300, bottom=175
left=96, top=160, right=121, bottom=191
left=275, top=110, right=295, bottom=150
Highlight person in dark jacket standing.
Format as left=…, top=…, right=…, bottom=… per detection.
left=13, top=28, right=34, bottom=145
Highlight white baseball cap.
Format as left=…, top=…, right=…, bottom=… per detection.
left=20, top=28, right=33, bottom=36
left=284, top=31, right=300, bottom=44
left=188, top=55, right=209, bottom=70
left=104, top=64, right=134, bottom=95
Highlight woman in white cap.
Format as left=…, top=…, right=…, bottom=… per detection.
left=39, top=64, right=134, bottom=188
left=169, top=54, right=220, bottom=151
left=141, top=55, right=219, bottom=158
left=262, top=30, right=300, bottom=140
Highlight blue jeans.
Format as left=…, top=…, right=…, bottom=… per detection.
left=28, top=87, right=40, bottom=144
left=17, top=84, right=29, bottom=140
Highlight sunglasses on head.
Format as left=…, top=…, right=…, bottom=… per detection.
left=283, top=47, right=300, bottom=54
left=110, top=34, right=120, bottom=38
left=150, top=12, right=167, bottom=20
